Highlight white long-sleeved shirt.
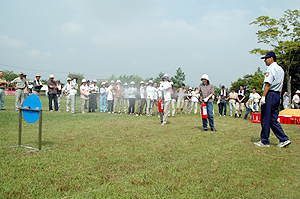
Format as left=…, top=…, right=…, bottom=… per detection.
left=159, top=81, right=171, bottom=101
left=146, top=86, right=156, bottom=100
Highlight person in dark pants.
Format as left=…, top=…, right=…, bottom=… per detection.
left=254, top=52, right=291, bottom=148
left=47, top=74, right=58, bottom=112
left=218, top=85, right=228, bottom=116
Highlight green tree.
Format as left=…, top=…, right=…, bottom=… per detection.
left=2, top=70, right=18, bottom=82
left=154, top=71, right=164, bottom=84
left=250, top=9, right=300, bottom=103
left=231, top=67, right=265, bottom=97
left=171, top=67, right=185, bottom=89
left=68, top=73, right=85, bottom=86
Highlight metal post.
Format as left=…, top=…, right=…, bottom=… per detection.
left=18, top=109, right=22, bottom=146
left=38, top=109, right=42, bottom=150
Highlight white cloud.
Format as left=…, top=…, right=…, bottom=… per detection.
left=29, top=49, right=52, bottom=59
left=58, top=22, right=84, bottom=35
left=0, top=35, right=28, bottom=49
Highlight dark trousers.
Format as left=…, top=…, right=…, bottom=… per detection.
left=128, top=98, right=136, bottom=114
left=244, top=107, right=252, bottom=119
left=261, top=91, right=289, bottom=144
left=107, top=100, right=113, bottom=112
left=49, top=93, right=58, bottom=111
left=219, top=102, right=227, bottom=116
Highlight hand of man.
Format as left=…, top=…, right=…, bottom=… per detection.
left=260, top=96, right=266, bottom=106
left=204, top=97, right=209, bottom=102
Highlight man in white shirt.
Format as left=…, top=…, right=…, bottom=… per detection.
left=158, top=74, right=172, bottom=125
left=70, top=76, right=78, bottom=114
left=146, top=80, right=155, bottom=116
left=254, top=51, right=291, bottom=148
left=292, top=90, right=300, bottom=109
left=63, top=78, right=72, bottom=111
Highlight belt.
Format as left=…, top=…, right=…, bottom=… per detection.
left=269, top=90, right=280, bottom=94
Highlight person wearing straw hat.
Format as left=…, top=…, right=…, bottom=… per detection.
left=128, top=81, right=137, bottom=114
left=0, top=70, right=8, bottom=110
left=106, top=80, right=115, bottom=113
left=47, top=74, right=59, bottom=112
left=111, top=79, right=123, bottom=114
left=11, top=72, right=27, bottom=111
left=32, top=73, right=43, bottom=97
left=70, top=75, right=78, bottom=114
left=158, top=74, right=172, bottom=125
left=100, top=82, right=107, bottom=112
left=63, top=78, right=72, bottom=111
left=146, top=80, right=155, bottom=116
left=80, top=79, right=89, bottom=114
left=89, top=79, right=99, bottom=112
left=136, top=81, right=146, bottom=116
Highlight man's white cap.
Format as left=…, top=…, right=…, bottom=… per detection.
left=189, top=87, right=192, bottom=90
left=149, top=80, right=153, bottom=84
left=110, top=80, right=115, bottom=83
left=93, top=79, right=97, bottom=83
left=116, top=79, right=121, bottom=83
left=130, top=81, right=135, bottom=85
left=296, top=90, right=300, bottom=94
left=49, top=74, right=54, bottom=78
left=201, top=74, right=209, bottom=81
left=140, top=81, right=144, bottom=84
left=82, top=79, right=86, bottom=83
left=67, top=77, right=71, bottom=81
left=101, top=82, right=105, bottom=85
left=123, top=82, right=128, bottom=86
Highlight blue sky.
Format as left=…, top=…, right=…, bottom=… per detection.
left=0, top=0, right=299, bottom=87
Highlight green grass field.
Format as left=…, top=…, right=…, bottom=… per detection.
left=1, top=95, right=299, bottom=198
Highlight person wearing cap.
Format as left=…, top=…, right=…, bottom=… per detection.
left=185, top=87, right=192, bottom=114
left=55, top=79, right=62, bottom=110
left=254, top=51, right=291, bottom=148
left=0, top=70, right=8, bottom=110
left=122, top=82, right=129, bottom=113
left=190, top=87, right=200, bottom=114
left=70, top=76, right=78, bottom=114
left=106, top=80, right=115, bottom=113
left=111, top=79, right=123, bottom=114
left=63, top=78, right=72, bottom=111
left=218, top=85, right=228, bottom=116
left=89, top=80, right=99, bottom=112
left=47, top=74, right=59, bottom=112
left=235, top=85, right=246, bottom=118
left=11, top=72, right=27, bottom=111
left=244, top=87, right=261, bottom=120
left=226, top=88, right=238, bottom=116
left=146, top=80, right=155, bottom=116
left=169, top=82, right=177, bottom=117
left=128, top=81, right=137, bottom=114
left=32, top=74, right=43, bottom=97
left=100, top=82, right=107, bottom=112
left=80, top=79, right=89, bottom=114
left=136, top=81, right=146, bottom=116
left=282, top=92, right=290, bottom=109
left=22, top=74, right=29, bottom=101
left=292, top=90, right=300, bottom=109
left=158, top=74, right=172, bottom=125
left=198, top=74, right=217, bottom=131
left=176, top=84, right=187, bottom=114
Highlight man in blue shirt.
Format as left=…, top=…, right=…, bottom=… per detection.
left=254, top=52, right=291, bottom=148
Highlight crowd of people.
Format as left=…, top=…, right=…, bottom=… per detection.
left=0, top=52, right=294, bottom=147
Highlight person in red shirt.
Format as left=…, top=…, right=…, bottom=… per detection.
left=111, top=79, right=123, bottom=114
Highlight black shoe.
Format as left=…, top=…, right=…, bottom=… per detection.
left=211, top=128, right=217, bottom=132
left=202, top=128, right=208, bottom=131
